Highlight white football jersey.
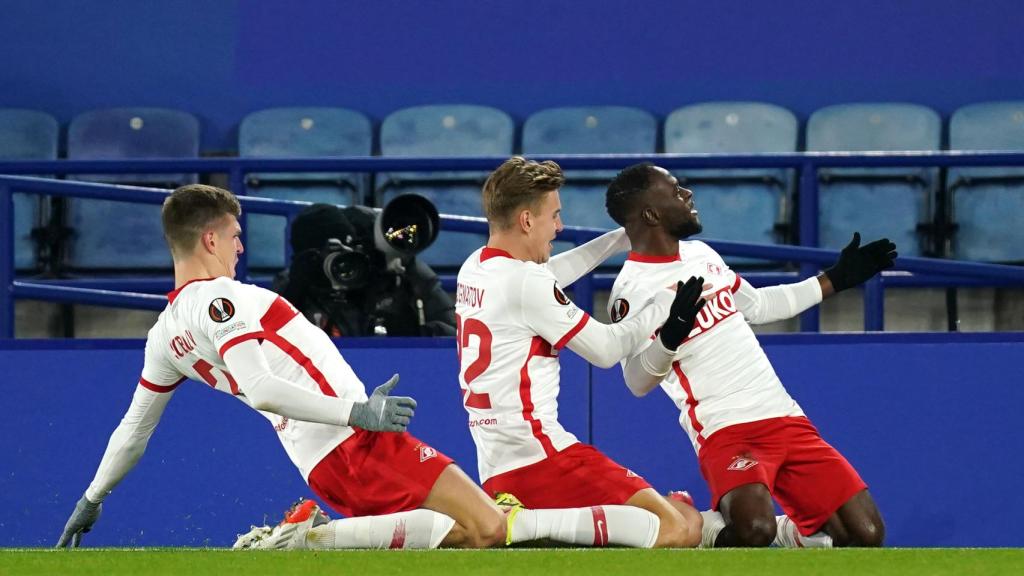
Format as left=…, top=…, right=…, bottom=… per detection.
left=455, top=247, right=591, bottom=482
left=141, top=277, right=367, bottom=479
left=609, top=241, right=804, bottom=453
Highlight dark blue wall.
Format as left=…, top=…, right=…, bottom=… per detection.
left=1, top=0, right=1022, bottom=151
left=1, top=334, right=1022, bottom=547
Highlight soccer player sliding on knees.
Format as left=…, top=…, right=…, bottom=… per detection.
left=56, top=184, right=584, bottom=551
left=454, top=157, right=706, bottom=548
left=604, top=163, right=894, bottom=548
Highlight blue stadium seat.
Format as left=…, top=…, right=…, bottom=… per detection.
left=378, top=105, right=514, bottom=269
left=522, top=106, right=656, bottom=160
left=522, top=106, right=656, bottom=262
left=665, top=102, right=797, bottom=261
left=0, top=109, right=58, bottom=271
left=948, top=101, right=1024, bottom=262
left=239, top=107, right=372, bottom=269
left=66, top=107, right=200, bottom=270
left=807, top=103, right=941, bottom=256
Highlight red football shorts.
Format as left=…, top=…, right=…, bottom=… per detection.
left=482, top=442, right=652, bottom=508
left=699, top=416, right=867, bottom=536
left=308, top=429, right=453, bottom=518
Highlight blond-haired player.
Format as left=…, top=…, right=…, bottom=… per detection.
left=455, top=157, right=706, bottom=548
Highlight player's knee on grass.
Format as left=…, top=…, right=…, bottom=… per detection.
left=845, top=516, right=885, bottom=547
left=829, top=490, right=885, bottom=547
left=732, top=514, right=777, bottom=547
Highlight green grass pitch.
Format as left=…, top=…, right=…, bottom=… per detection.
left=1, top=548, right=1022, bottom=576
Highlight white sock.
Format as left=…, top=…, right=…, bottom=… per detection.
left=511, top=506, right=660, bottom=548
left=773, top=515, right=833, bottom=548
left=307, top=509, right=456, bottom=549
left=699, top=510, right=726, bottom=548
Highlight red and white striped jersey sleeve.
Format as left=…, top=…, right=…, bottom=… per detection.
left=192, top=279, right=275, bottom=359
left=518, top=265, right=591, bottom=351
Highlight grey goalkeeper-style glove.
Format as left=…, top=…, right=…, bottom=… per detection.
left=348, top=374, right=417, bottom=432
left=55, top=494, right=102, bottom=548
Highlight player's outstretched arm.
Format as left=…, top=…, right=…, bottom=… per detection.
left=546, top=228, right=630, bottom=287
left=734, top=232, right=896, bottom=324
left=56, top=383, right=175, bottom=548
left=223, top=340, right=415, bottom=432
left=565, top=279, right=701, bottom=370
left=733, top=275, right=823, bottom=325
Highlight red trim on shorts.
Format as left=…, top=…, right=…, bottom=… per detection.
left=166, top=277, right=215, bottom=303
left=139, top=375, right=186, bottom=394
left=218, top=332, right=263, bottom=357
left=627, top=251, right=681, bottom=263
left=672, top=361, right=706, bottom=446
left=520, top=336, right=558, bottom=457
left=263, top=332, right=338, bottom=397
left=262, top=296, right=300, bottom=332
left=554, top=313, right=590, bottom=350
left=591, top=506, right=609, bottom=546
left=481, top=247, right=514, bottom=262
left=731, top=274, right=742, bottom=292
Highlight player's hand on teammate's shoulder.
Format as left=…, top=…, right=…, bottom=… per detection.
left=349, top=374, right=418, bottom=433
left=824, top=232, right=898, bottom=293
left=659, top=276, right=707, bottom=350
left=55, top=494, right=102, bottom=548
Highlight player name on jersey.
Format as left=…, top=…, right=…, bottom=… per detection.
left=169, top=330, right=197, bottom=360
left=456, top=282, right=486, bottom=308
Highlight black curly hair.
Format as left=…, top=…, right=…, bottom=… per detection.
left=605, top=162, right=656, bottom=226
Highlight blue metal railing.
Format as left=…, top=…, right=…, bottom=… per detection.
left=3, top=151, right=1024, bottom=338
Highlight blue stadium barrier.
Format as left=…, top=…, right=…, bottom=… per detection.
left=1, top=333, right=1021, bottom=547
left=3, top=151, right=1024, bottom=335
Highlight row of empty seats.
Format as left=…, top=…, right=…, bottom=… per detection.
left=2, top=101, right=1023, bottom=272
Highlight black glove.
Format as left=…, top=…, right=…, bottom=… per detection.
left=824, top=233, right=898, bottom=293
left=659, top=276, right=707, bottom=350
left=55, top=494, right=102, bottom=548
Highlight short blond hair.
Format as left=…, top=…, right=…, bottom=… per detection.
left=161, top=184, right=241, bottom=257
left=482, top=156, right=565, bottom=229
